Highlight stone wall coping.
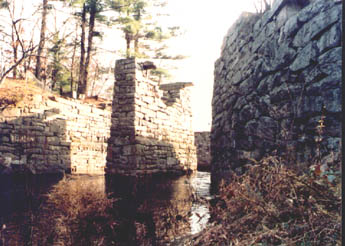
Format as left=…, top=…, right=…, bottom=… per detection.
left=159, top=82, right=194, bottom=91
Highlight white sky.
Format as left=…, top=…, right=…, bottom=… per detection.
left=163, top=0, right=257, bottom=131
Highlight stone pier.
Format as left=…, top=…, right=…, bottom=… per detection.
left=106, top=58, right=197, bottom=175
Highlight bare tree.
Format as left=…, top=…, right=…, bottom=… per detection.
left=253, top=0, right=273, bottom=14
left=0, top=0, right=72, bottom=86
left=35, top=0, right=48, bottom=80
left=0, top=0, right=37, bottom=85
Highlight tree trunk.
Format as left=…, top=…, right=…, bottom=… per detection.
left=70, top=25, right=78, bottom=97
left=134, top=35, right=139, bottom=56
left=35, top=0, right=48, bottom=80
left=11, top=25, right=18, bottom=78
left=91, top=63, right=99, bottom=96
left=125, top=32, right=131, bottom=58
left=0, top=46, right=35, bottom=85
left=83, top=3, right=96, bottom=97
left=78, top=3, right=86, bottom=96
left=12, top=40, right=17, bottom=78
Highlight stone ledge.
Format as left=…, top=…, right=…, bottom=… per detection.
left=159, top=82, right=194, bottom=91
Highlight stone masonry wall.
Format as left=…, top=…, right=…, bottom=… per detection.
left=107, top=58, right=197, bottom=175
left=194, top=132, right=211, bottom=171
left=212, top=0, right=341, bottom=177
left=0, top=94, right=111, bottom=174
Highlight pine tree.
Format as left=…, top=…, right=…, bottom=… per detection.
left=111, top=0, right=177, bottom=58
left=47, top=33, right=70, bottom=93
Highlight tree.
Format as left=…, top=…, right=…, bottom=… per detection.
left=31, top=0, right=114, bottom=97
left=111, top=0, right=176, bottom=58
left=0, top=0, right=37, bottom=84
left=253, top=0, right=272, bottom=14
left=1, top=0, right=25, bottom=79
left=47, top=33, right=72, bottom=94
left=83, top=0, right=98, bottom=96
left=0, top=0, right=72, bottom=86
left=78, top=1, right=87, bottom=95
left=69, top=22, right=79, bottom=97
left=110, top=0, right=186, bottom=84
left=69, top=0, right=107, bottom=97
left=35, top=0, right=48, bottom=80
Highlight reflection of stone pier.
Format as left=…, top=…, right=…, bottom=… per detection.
left=105, top=174, right=193, bottom=244
left=106, top=58, right=197, bottom=175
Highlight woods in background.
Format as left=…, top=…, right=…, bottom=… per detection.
left=0, top=0, right=182, bottom=98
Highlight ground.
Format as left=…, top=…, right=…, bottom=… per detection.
left=0, top=78, right=112, bottom=110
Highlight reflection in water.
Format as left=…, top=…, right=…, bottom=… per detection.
left=0, top=172, right=211, bottom=245
left=190, top=171, right=211, bottom=234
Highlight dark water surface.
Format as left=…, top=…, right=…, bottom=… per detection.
left=0, top=172, right=211, bottom=245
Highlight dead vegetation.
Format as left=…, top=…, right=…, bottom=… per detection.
left=31, top=176, right=118, bottom=246
left=1, top=156, right=341, bottom=245
left=0, top=78, right=111, bottom=111
left=190, top=155, right=341, bottom=246
left=0, top=78, right=41, bottom=110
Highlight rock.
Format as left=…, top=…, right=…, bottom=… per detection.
left=317, top=22, right=341, bottom=54
left=293, top=3, right=341, bottom=47
left=211, top=0, right=341, bottom=177
left=0, top=155, right=12, bottom=167
left=290, top=41, right=319, bottom=71
left=282, top=14, right=300, bottom=39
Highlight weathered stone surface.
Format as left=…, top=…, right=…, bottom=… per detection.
left=107, top=59, right=197, bottom=176
left=293, top=2, right=341, bottom=47
left=0, top=94, right=111, bottom=175
left=212, top=0, right=341, bottom=179
left=290, top=41, right=318, bottom=71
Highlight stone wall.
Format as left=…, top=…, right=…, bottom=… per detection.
left=0, top=94, right=111, bottom=174
left=194, top=132, right=211, bottom=171
left=211, top=0, right=341, bottom=177
left=107, top=58, right=197, bottom=175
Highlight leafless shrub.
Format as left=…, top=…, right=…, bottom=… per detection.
left=31, top=177, right=118, bottom=246
left=253, top=0, right=273, bottom=14
left=192, top=155, right=341, bottom=245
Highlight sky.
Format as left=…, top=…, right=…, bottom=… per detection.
left=162, top=0, right=257, bottom=131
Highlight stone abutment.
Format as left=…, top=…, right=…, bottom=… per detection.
left=211, top=0, right=342, bottom=180
left=106, top=58, right=197, bottom=176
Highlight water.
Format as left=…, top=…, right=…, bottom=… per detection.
left=0, top=172, right=211, bottom=245
left=190, top=171, right=211, bottom=235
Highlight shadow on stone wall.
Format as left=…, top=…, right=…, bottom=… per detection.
left=0, top=110, right=71, bottom=175
left=194, top=132, right=211, bottom=171
left=0, top=111, right=70, bottom=233
left=106, top=58, right=197, bottom=175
